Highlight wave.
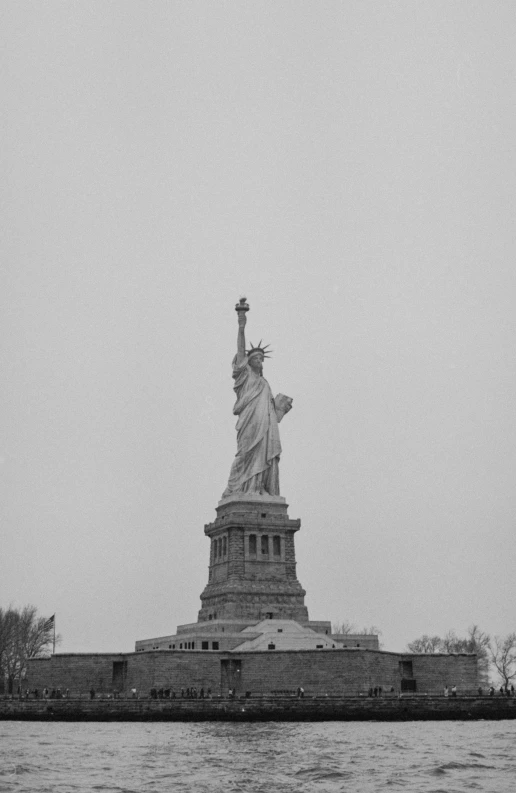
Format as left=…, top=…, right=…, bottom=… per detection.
left=434, top=761, right=496, bottom=771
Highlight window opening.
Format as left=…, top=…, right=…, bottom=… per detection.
left=249, top=534, right=257, bottom=555
left=261, top=535, right=269, bottom=554
left=273, top=535, right=281, bottom=556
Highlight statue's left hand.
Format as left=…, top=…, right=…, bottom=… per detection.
left=274, top=394, right=293, bottom=423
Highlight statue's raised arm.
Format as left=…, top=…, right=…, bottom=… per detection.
left=235, top=297, right=249, bottom=366
left=222, top=299, right=293, bottom=501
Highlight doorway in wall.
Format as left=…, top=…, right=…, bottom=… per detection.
left=112, top=661, right=127, bottom=691
left=220, top=659, right=242, bottom=694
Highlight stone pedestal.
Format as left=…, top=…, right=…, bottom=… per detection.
left=198, top=494, right=309, bottom=624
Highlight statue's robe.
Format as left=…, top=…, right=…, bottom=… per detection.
left=222, top=355, right=281, bottom=497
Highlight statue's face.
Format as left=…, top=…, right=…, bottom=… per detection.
left=249, top=353, right=264, bottom=373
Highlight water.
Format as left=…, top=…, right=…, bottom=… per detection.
left=1, top=721, right=515, bottom=792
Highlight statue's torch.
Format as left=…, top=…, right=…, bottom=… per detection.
left=235, top=296, right=249, bottom=315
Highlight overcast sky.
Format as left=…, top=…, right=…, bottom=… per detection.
left=2, top=1, right=515, bottom=654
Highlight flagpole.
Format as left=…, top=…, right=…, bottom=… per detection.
left=53, top=615, right=56, bottom=655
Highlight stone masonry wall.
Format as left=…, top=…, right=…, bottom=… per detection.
left=27, top=653, right=221, bottom=697
left=27, top=655, right=127, bottom=695
left=26, top=650, right=478, bottom=698
left=284, top=532, right=297, bottom=579
left=227, top=527, right=245, bottom=580
left=411, top=654, right=477, bottom=691
left=3, top=696, right=515, bottom=723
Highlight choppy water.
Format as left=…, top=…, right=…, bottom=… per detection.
left=0, top=720, right=515, bottom=792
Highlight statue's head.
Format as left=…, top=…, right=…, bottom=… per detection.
left=247, top=340, right=272, bottom=375
left=248, top=351, right=264, bottom=373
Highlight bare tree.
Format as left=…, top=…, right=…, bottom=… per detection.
left=358, top=625, right=382, bottom=637
left=0, top=605, right=59, bottom=693
left=490, top=633, right=516, bottom=688
left=0, top=608, right=12, bottom=693
left=407, top=634, right=443, bottom=654
left=332, top=621, right=382, bottom=636
left=440, top=630, right=461, bottom=653
left=332, top=620, right=358, bottom=635
left=463, top=625, right=491, bottom=686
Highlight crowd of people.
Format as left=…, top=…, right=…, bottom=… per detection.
left=367, top=686, right=394, bottom=697
left=8, top=683, right=516, bottom=700
left=15, top=688, right=70, bottom=700
left=443, top=684, right=516, bottom=697
left=149, top=686, right=213, bottom=699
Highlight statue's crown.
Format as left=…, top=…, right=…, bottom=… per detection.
left=247, top=340, right=272, bottom=360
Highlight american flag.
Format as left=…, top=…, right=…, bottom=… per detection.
left=43, top=615, right=55, bottom=631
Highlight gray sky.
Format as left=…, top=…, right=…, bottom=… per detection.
left=2, top=1, right=515, bottom=654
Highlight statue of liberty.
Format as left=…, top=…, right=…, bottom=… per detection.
left=222, top=299, right=293, bottom=499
